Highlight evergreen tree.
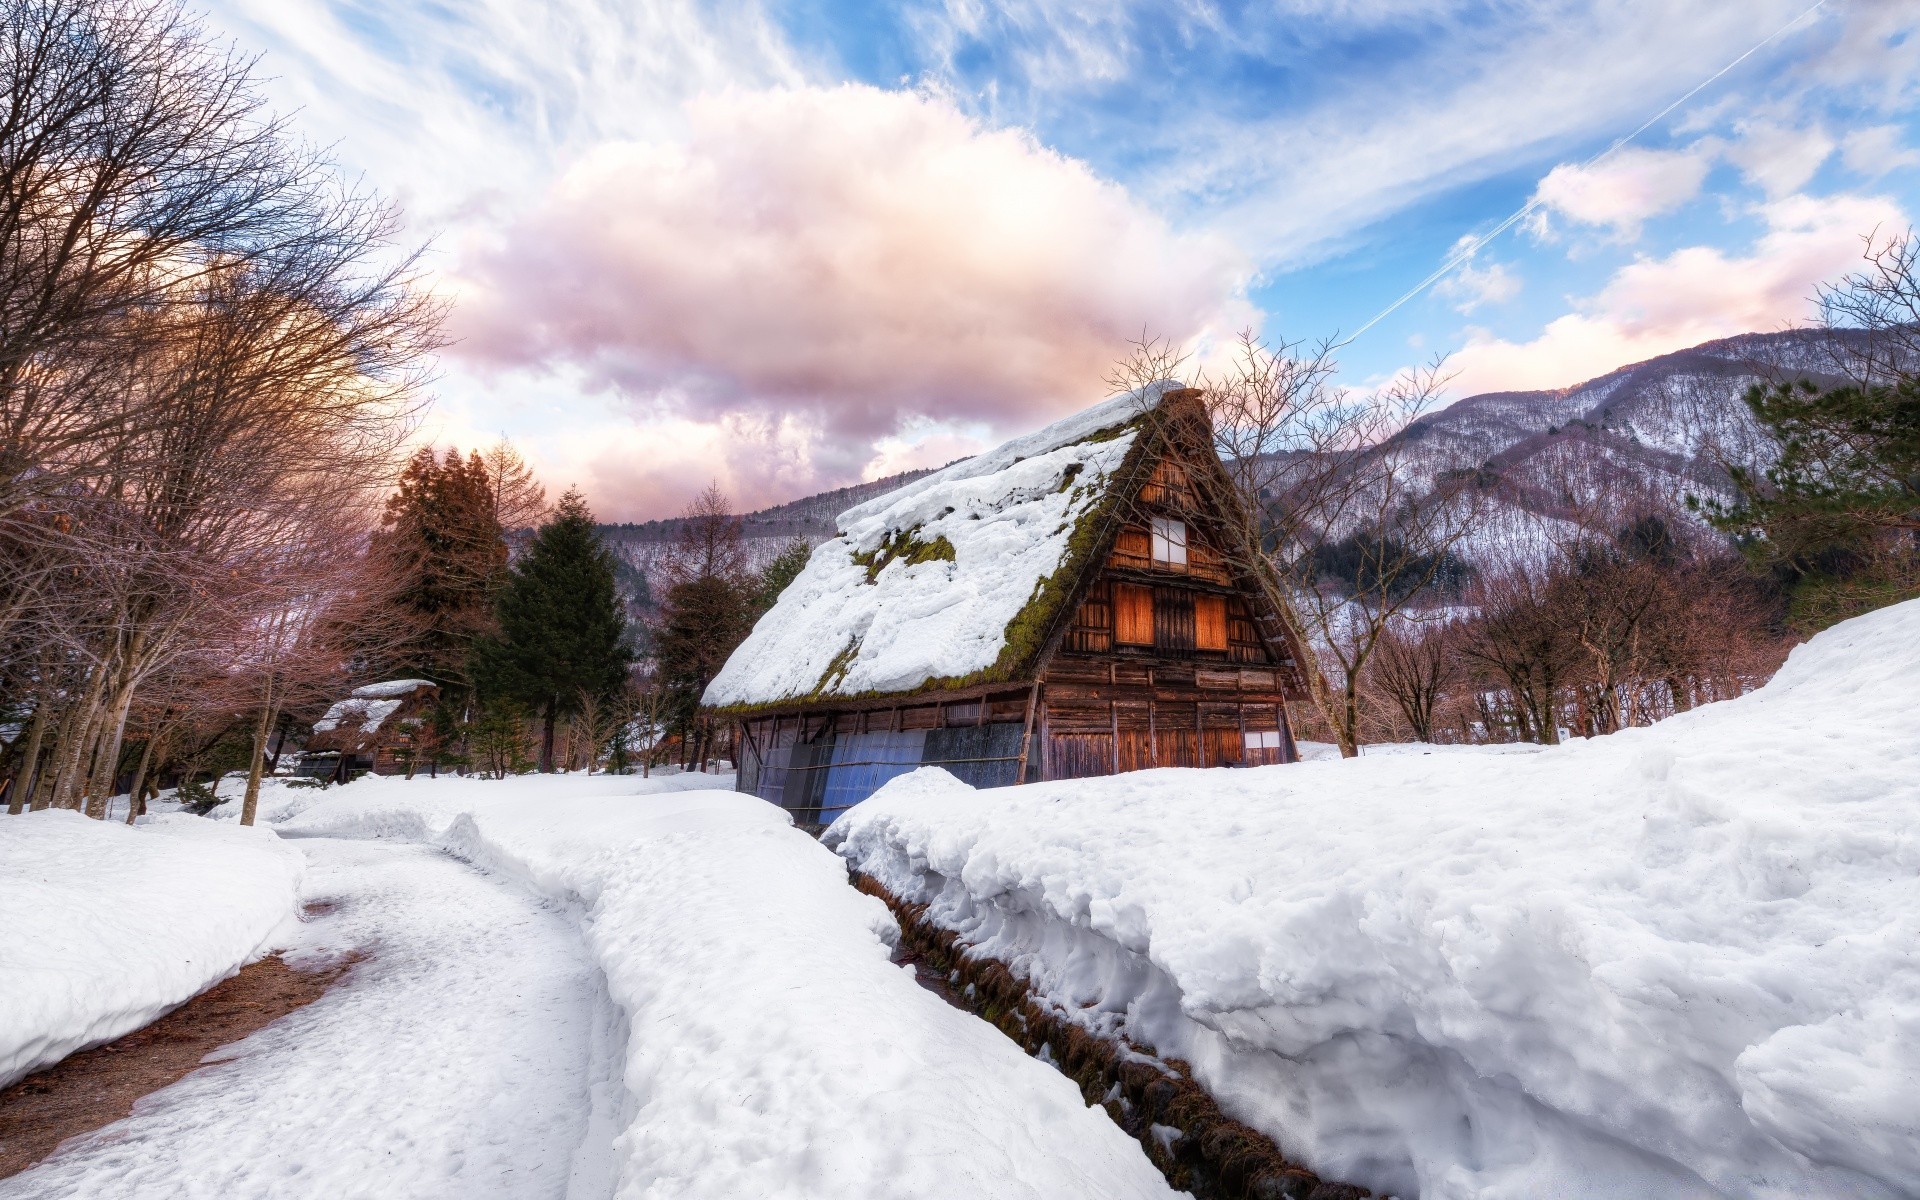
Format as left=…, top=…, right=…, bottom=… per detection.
left=371, top=447, right=508, bottom=692
left=653, top=573, right=752, bottom=745
left=752, top=537, right=812, bottom=616
left=1706, top=376, right=1920, bottom=630
left=472, top=488, right=633, bottom=771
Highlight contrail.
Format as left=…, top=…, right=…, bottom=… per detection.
left=1347, top=0, right=1831, bottom=342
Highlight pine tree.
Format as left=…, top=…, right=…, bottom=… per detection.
left=1706, top=376, right=1920, bottom=630
left=472, top=488, right=633, bottom=771
left=753, top=538, right=812, bottom=616
left=371, top=447, right=509, bottom=692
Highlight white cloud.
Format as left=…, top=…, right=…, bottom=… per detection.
left=1533, top=146, right=1713, bottom=238
left=1727, top=121, right=1835, bottom=197
left=202, top=0, right=808, bottom=229
left=449, top=84, right=1252, bottom=504
left=1448, top=191, right=1907, bottom=395
left=1840, top=124, right=1920, bottom=178
left=1167, top=2, right=1827, bottom=264
left=1433, top=241, right=1521, bottom=313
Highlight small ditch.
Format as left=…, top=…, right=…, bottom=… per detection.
left=0, top=902, right=358, bottom=1180
left=859, top=871, right=1375, bottom=1200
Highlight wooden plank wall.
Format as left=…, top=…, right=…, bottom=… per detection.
left=1040, top=654, right=1291, bottom=777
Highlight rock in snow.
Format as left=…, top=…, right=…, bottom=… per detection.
left=832, top=598, right=1920, bottom=1200
left=0, top=811, right=304, bottom=1088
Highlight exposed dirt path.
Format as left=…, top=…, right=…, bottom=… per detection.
left=0, top=947, right=354, bottom=1180
left=0, top=838, right=609, bottom=1200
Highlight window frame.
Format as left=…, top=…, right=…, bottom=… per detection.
left=1150, top=516, right=1188, bottom=568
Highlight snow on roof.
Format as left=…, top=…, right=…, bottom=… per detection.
left=350, top=679, right=436, bottom=700
left=703, top=384, right=1178, bottom=710
left=313, top=698, right=407, bottom=737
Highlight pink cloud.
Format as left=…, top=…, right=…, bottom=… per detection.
left=1450, top=191, right=1907, bottom=395
left=1533, top=146, right=1713, bottom=238
left=450, top=84, right=1252, bottom=450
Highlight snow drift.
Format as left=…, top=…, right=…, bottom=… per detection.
left=283, top=773, right=1177, bottom=1199
left=832, top=599, right=1920, bottom=1200
left=0, top=810, right=305, bottom=1087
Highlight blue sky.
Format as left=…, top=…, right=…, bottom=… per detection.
left=200, top=0, right=1920, bottom=519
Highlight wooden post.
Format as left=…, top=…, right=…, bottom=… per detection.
left=1147, top=700, right=1157, bottom=768
left=1196, top=700, right=1206, bottom=768
left=1044, top=687, right=1059, bottom=783
left=1014, top=683, right=1041, bottom=785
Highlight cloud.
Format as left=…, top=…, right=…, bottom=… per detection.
left=202, top=0, right=807, bottom=229
left=1533, top=146, right=1713, bottom=238
left=1433, top=239, right=1521, bottom=312
left=1840, top=124, right=1920, bottom=178
left=1447, top=191, right=1907, bottom=396
left=451, top=84, right=1252, bottom=447
left=1151, top=2, right=1826, bottom=263
left=1727, top=121, right=1835, bottom=197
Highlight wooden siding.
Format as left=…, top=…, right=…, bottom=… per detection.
left=1037, top=650, right=1295, bottom=774
left=1152, top=586, right=1195, bottom=653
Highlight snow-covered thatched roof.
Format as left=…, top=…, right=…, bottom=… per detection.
left=703, top=384, right=1183, bottom=712
left=308, top=679, right=439, bottom=751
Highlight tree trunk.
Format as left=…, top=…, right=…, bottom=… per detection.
left=48, top=665, right=109, bottom=811
left=240, top=688, right=277, bottom=827
left=82, top=664, right=141, bottom=819
left=267, top=710, right=292, bottom=773
left=8, top=696, right=49, bottom=816
left=124, top=737, right=158, bottom=825
left=540, top=699, right=557, bottom=773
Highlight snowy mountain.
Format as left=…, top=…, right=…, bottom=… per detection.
left=1385, top=328, right=1861, bottom=548
left=600, top=328, right=1862, bottom=600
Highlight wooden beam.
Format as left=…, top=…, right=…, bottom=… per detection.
left=1014, top=682, right=1041, bottom=786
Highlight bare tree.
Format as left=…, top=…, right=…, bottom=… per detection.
left=0, top=0, right=376, bottom=527
left=1370, top=616, right=1460, bottom=743
left=1814, top=227, right=1920, bottom=388
left=0, top=0, right=442, bottom=821
left=1108, top=332, right=1480, bottom=756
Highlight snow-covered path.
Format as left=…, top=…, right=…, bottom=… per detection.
left=2, top=837, right=608, bottom=1200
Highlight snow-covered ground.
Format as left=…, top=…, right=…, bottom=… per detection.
left=0, top=810, right=304, bottom=1089
left=278, top=773, right=1178, bottom=1199
left=7, top=768, right=1178, bottom=1197
left=2, top=836, right=603, bottom=1199
left=834, top=599, right=1920, bottom=1200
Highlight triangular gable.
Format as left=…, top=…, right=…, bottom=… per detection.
left=1018, top=388, right=1313, bottom=698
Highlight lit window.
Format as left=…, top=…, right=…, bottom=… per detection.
left=1242, top=731, right=1283, bottom=750
left=1150, top=516, right=1187, bottom=567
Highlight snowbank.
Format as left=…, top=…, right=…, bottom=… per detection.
left=833, top=600, right=1920, bottom=1200
left=283, top=774, right=1177, bottom=1199
left=0, top=810, right=305, bottom=1087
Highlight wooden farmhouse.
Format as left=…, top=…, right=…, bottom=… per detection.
left=299, top=679, right=439, bottom=782
left=701, top=383, right=1309, bottom=829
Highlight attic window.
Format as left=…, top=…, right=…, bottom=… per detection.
left=1150, top=516, right=1188, bottom=567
